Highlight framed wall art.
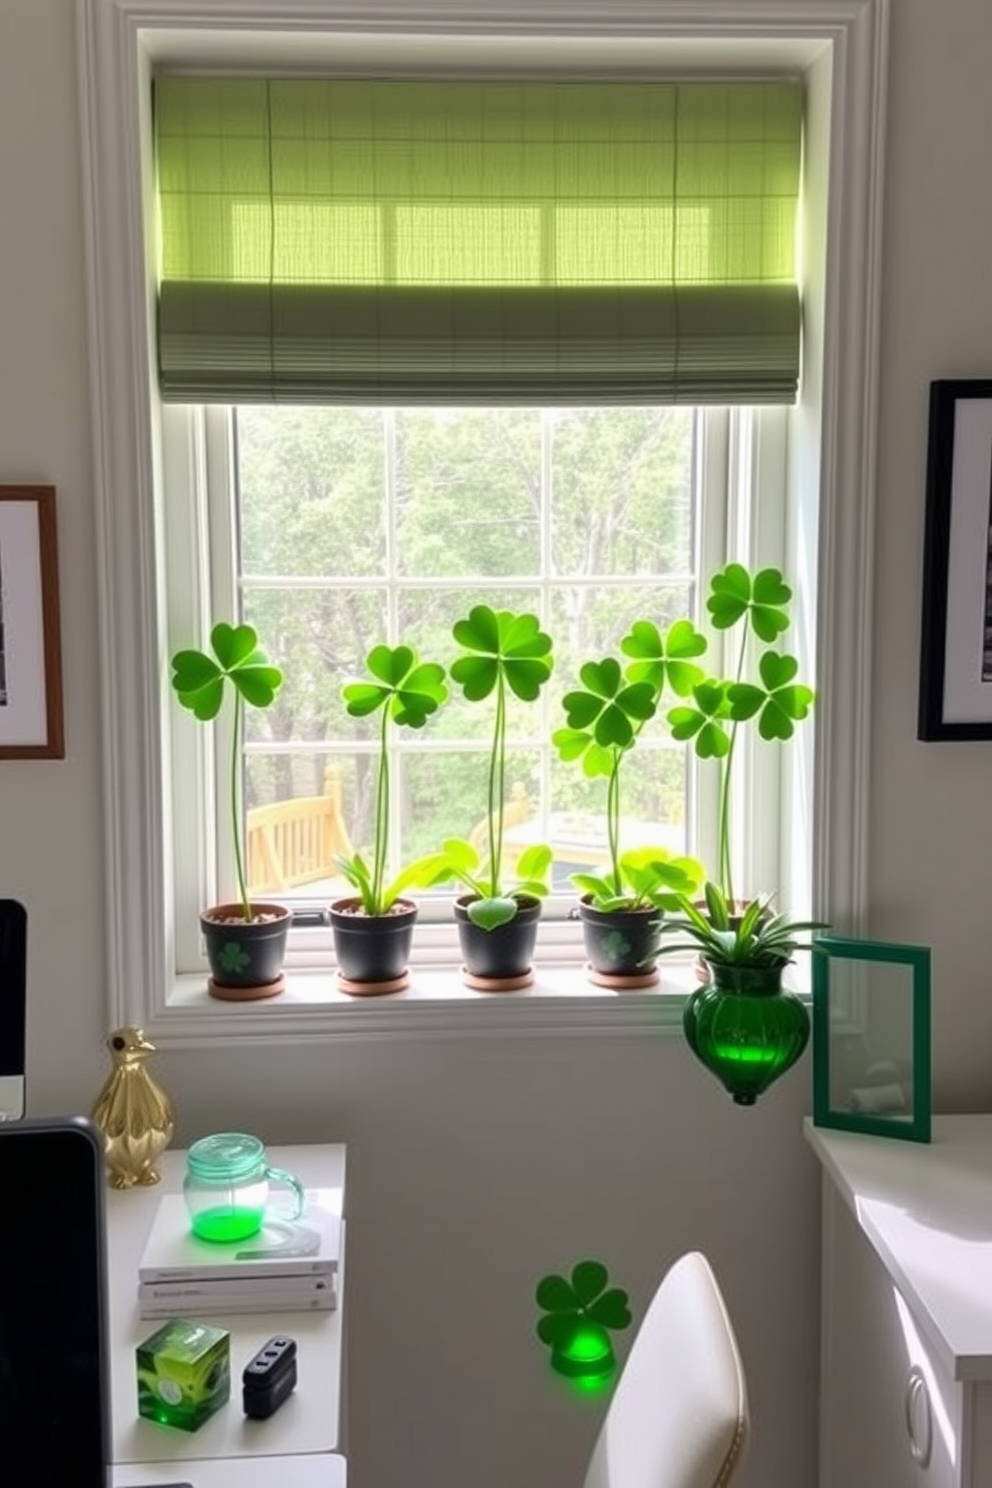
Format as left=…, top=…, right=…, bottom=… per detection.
left=0, top=486, right=64, bottom=759
left=918, top=378, right=992, bottom=739
left=812, top=936, right=931, bottom=1143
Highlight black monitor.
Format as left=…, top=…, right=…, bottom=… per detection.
left=0, top=900, right=26, bottom=1119
left=0, top=1115, right=111, bottom=1487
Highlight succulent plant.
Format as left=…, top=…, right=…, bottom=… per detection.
left=658, top=880, right=827, bottom=969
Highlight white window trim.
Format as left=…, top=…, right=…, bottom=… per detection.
left=77, top=0, right=889, bottom=1046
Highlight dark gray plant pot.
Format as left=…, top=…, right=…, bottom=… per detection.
left=329, top=897, right=418, bottom=984
left=454, top=894, right=541, bottom=982
left=201, top=903, right=291, bottom=993
left=579, top=897, right=662, bottom=977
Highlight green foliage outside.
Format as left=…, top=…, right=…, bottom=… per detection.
left=234, top=405, right=697, bottom=885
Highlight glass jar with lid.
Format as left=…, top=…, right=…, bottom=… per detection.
left=183, top=1132, right=306, bottom=1243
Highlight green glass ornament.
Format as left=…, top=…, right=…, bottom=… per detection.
left=683, top=962, right=810, bottom=1106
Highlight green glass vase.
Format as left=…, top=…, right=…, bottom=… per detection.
left=682, top=962, right=810, bottom=1106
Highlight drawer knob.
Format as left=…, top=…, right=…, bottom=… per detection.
left=905, top=1364, right=933, bottom=1467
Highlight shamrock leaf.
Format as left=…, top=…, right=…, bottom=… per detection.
left=726, top=651, right=814, bottom=742
left=450, top=605, right=552, bottom=702
left=343, top=643, right=448, bottom=730
left=171, top=622, right=283, bottom=721
left=667, top=678, right=733, bottom=759
left=621, top=617, right=708, bottom=698
left=535, top=1259, right=632, bottom=1352
left=572, top=1260, right=609, bottom=1305
left=586, top=1288, right=634, bottom=1329
left=556, top=656, right=657, bottom=771
left=706, top=563, right=792, bottom=644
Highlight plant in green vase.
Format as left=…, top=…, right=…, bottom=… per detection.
left=658, top=879, right=828, bottom=1105
left=330, top=643, right=451, bottom=992
left=170, top=621, right=288, bottom=999
left=440, top=604, right=553, bottom=986
left=553, top=642, right=705, bottom=985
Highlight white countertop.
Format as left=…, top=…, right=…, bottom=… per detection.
left=805, top=1115, right=992, bottom=1381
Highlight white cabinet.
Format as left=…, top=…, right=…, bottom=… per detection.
left=806, top=1117, right=992, bottom=1488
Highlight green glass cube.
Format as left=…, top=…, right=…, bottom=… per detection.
left=136, top=1318, right=230, bottom=1431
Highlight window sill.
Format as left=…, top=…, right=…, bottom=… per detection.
left=152, top=960, right=716, bottom=1047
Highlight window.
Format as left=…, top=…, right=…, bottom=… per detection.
left=166, top=399, right=789, bottom=975
left=78, top=0, right=887, bottom=1041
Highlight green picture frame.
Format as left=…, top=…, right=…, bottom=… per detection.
left=812, top=936, right=931, bottom=1143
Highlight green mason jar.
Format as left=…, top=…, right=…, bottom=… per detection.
left=183, top=1132, right=306, bottom=1243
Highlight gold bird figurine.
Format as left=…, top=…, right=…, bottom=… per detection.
left=91, top=1026, right=176, bottom=1189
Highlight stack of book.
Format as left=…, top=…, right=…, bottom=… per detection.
left=136, top=1186, right=341, bottom=1319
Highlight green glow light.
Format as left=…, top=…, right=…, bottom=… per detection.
left=710, top=1043, right=782, bottom=1066
left=552, top=1325, right=615, bottom=1380
left=536, top=1259, right=630, bottom=1388
left=560, top=1368, right=614, bottom=1397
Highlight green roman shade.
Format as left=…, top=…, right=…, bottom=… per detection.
left=154, top=76, right=802, bottom=404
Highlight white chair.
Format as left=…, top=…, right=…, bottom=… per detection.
left=583, top=1252, right=749, bottom=1488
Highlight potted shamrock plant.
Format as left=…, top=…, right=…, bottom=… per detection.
left=330, top=643, right=450, bottom=994
left=553, top=645, right=705, bottom=987
left=658, top=879, right=827, bottom=1106
left=439, top=605, right=553, bottom=989
left=170, top=622, right=288, bottom=1000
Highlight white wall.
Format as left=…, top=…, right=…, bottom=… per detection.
left=2, top=2, right=990, bottom=1485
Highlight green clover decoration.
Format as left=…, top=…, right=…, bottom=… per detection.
left=706, top=562, right=793, bottom=643
left=669, top=651, right=813, bottom=756
left=217, top=942, right=251, bottom=974
left=342, top=643, right=447, bottom=729
left=553, top=657, right=657, bottom=779
left=620, top=617, right=708, bottom=697
left=449, top=605, right=553, bottom=702
left=170, top=622, right=283, bottom=722
left=536, top=1260, right=632, bottom=1380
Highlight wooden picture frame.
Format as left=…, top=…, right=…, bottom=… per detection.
left=918, top=378, right=992, bottom=739
left=0, top=487, right=64, bottom=759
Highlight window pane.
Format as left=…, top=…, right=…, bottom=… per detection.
left=550, top=407, right=694, bottom=577
left=242, top=588, right=387, bottom=743
left=400, top=748, right=543, bottom=860
left=238, top=406, right=387, bottom=577
left=244, top=752, right=357, bottom=900
left=395, top=408, right=541, bottom=577
left=232, top=404, right=702, bottom=907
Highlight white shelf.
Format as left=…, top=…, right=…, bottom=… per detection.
left=106, top=1143, right=346, bottom=1466
left=805, top=1115, right=992, bottom=1381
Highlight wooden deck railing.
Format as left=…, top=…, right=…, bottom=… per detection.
left=246, top=772, right=538, bottom=897
left=246, top=765, right=355, bottom=896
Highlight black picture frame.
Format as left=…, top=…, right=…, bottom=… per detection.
left=918, top=379, right=992, bottom=739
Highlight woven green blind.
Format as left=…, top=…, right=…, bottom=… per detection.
left=155, top=76, right=802, bottom=403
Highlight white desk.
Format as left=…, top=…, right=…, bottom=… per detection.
left=806, top=1115, right=992, bottom=1488
left=106, top=1143, right=346, bottom=1486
